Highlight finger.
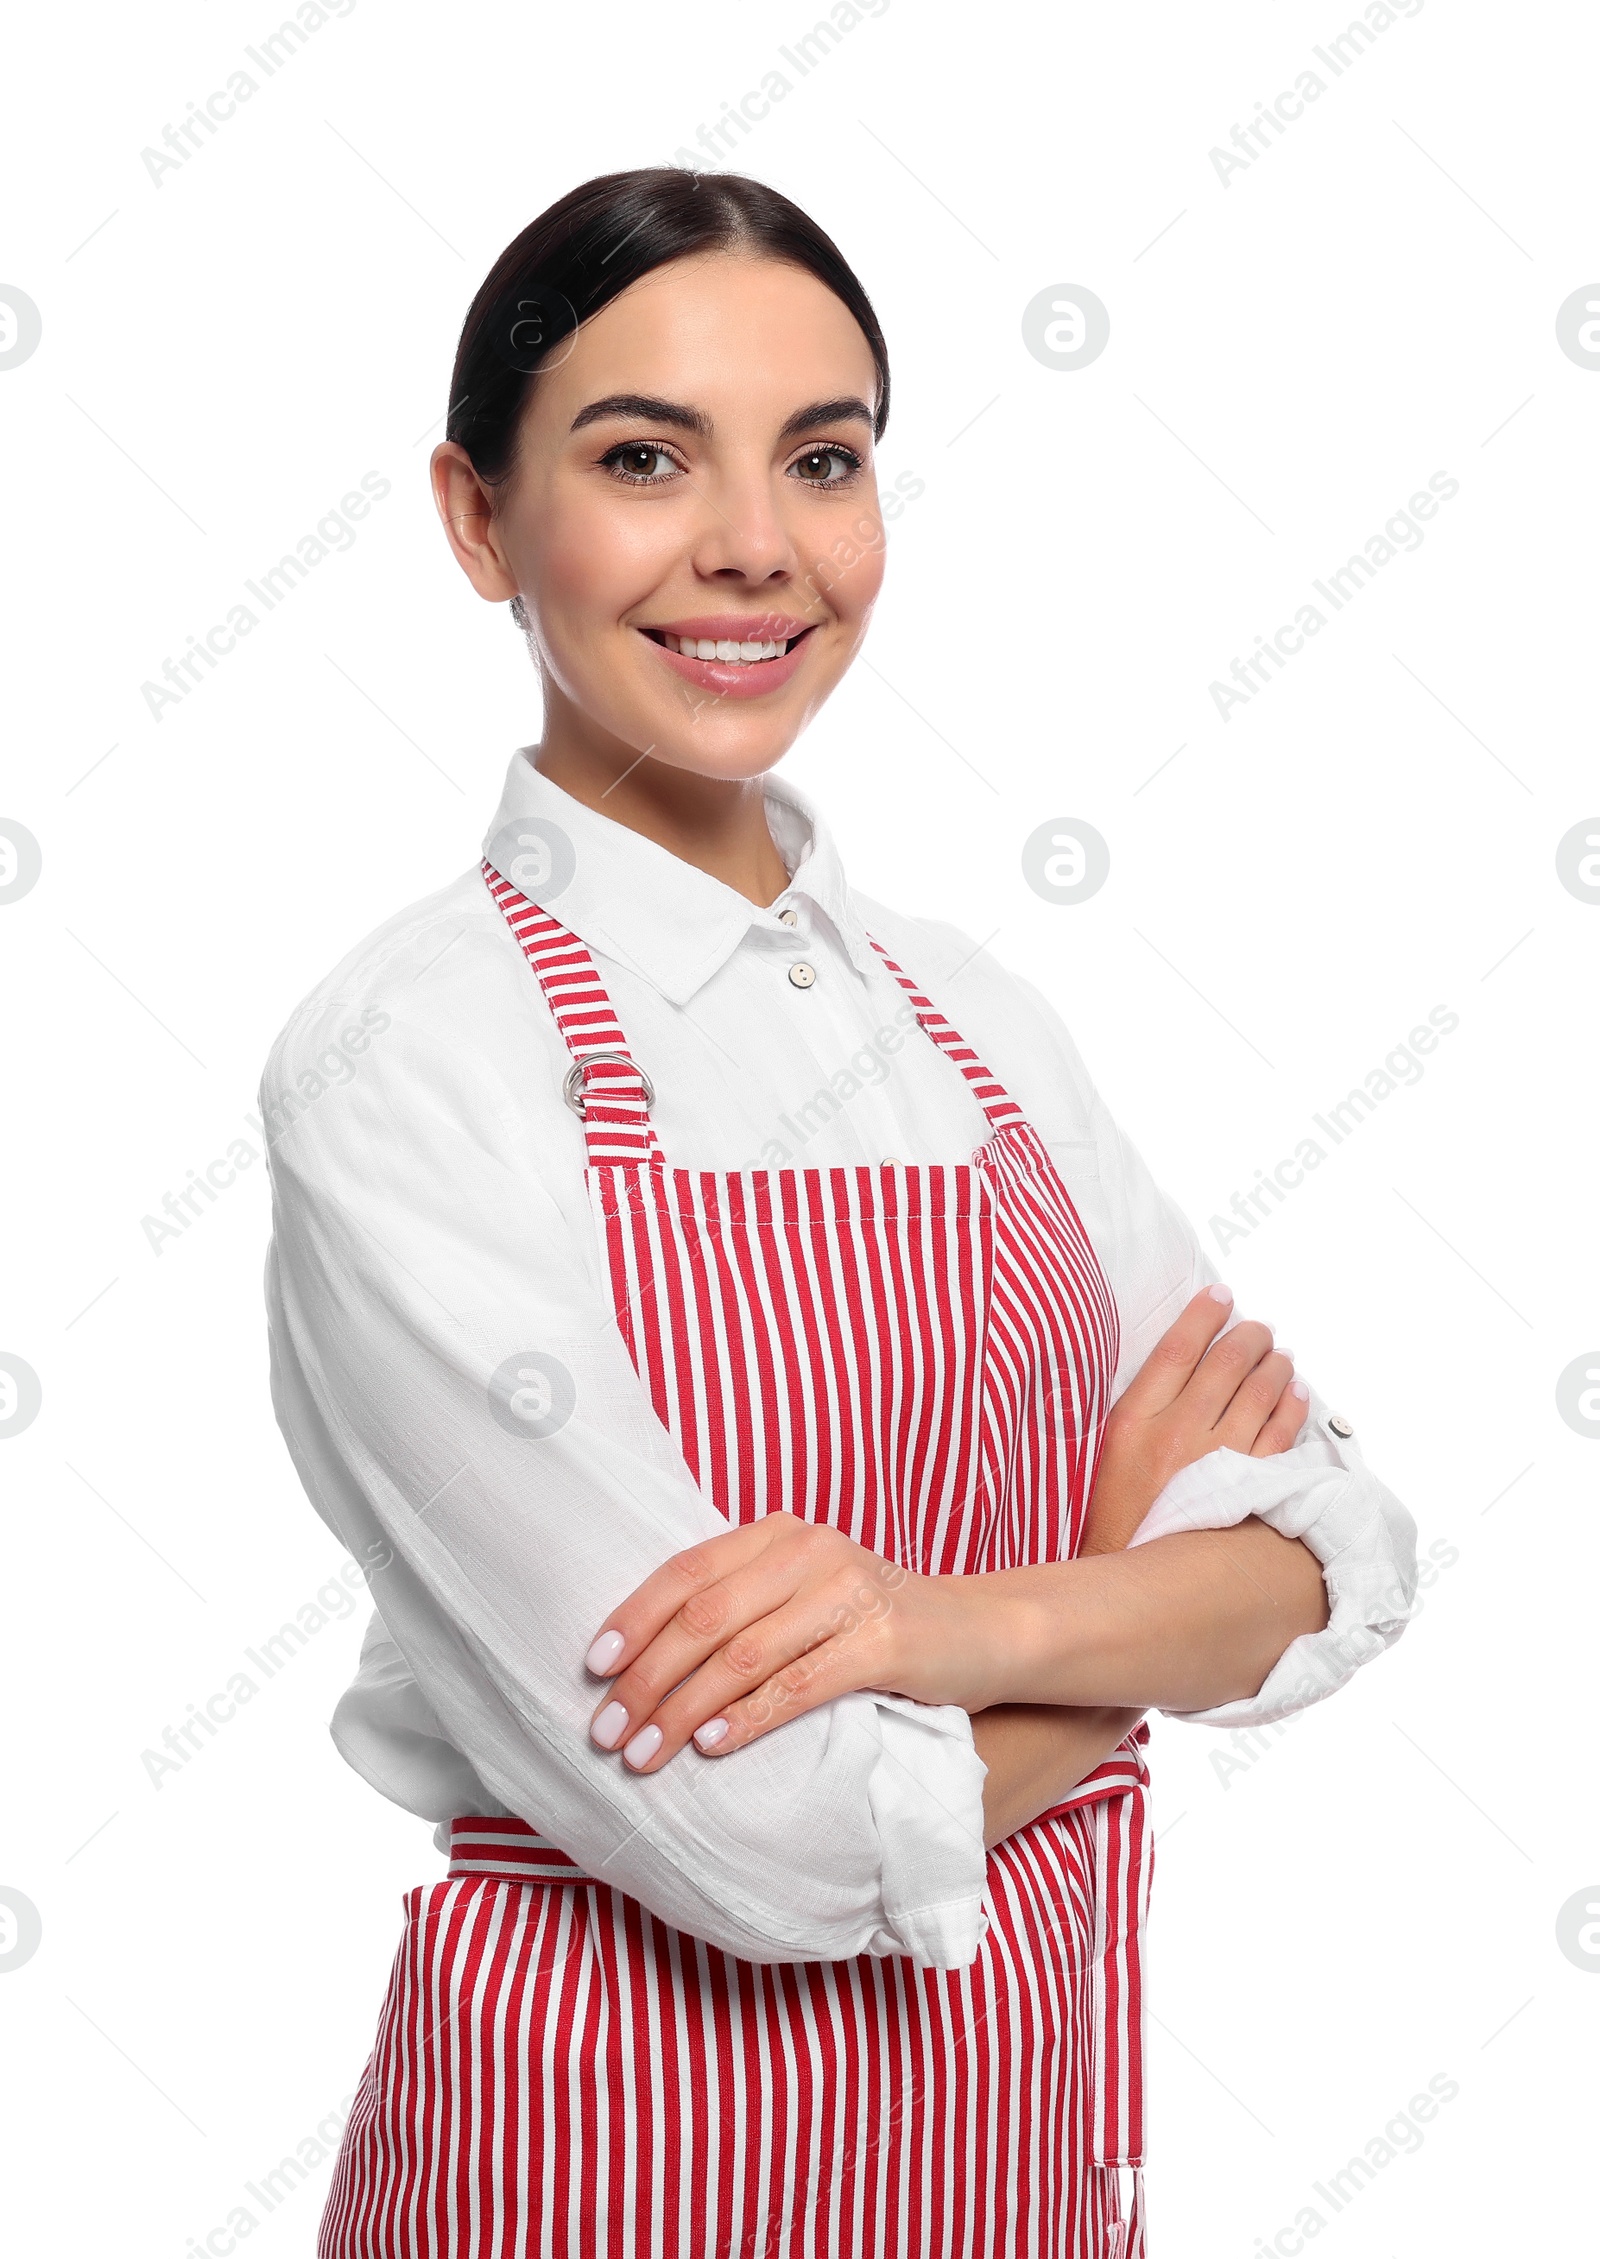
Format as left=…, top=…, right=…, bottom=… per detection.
left=1249, top=1373, right=1311, bottom=1457
left=616, top=1592, right=881, bottom=1770
left=1211, top=1346, right=1294, bottom=1451
left=709, top=1639, right=869, bottom=1757
left=1115, top=1285, right=1237, bottom=1419
left=584, top=1515, right=793, bottom=1680
left=590, top=1546, right=815, bottom=1751
left=1182, top=1319, right=1275, bottom=1425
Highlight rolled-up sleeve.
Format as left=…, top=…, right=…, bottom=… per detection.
left=262, top=930, right=988, bottom=1969
left=1126, top=1405, right=1417, bottom=1725
left=1093, top=1075, right=1420, bottom=1726
left=959, top=955, right=1420, bottom=1726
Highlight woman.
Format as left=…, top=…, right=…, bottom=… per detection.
left=263, top=169, right=1417, bottom=2259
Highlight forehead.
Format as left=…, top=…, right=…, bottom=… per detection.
left=531, top=253, right=878, bottom=431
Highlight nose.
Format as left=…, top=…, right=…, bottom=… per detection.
left=685, top=460, right=803, bottom=589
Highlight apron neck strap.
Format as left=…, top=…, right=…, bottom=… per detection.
left=484, top=862, right=661, bottom=1164
left=868, top=939, right=1028, bottom=1135
left=485, top=864, right=1030, bottom=1158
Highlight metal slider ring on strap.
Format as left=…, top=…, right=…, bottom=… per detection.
left=562, top=1048, right=656, bottom=1118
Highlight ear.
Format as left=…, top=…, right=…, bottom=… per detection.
left=430, top=442, right=520, bottom=604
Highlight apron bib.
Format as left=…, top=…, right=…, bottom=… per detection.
left=319, top=862, right=1154, bottom=2259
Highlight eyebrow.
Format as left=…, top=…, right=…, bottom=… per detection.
left=568, top=393, right=875, bottom=442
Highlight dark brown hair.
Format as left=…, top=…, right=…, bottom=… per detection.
left=446, top=168, right=891, bottom=492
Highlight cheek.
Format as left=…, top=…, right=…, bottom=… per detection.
left=842, top=535, right=887, bottom=621
left=801, top=515, right=886, bottom=630
left=521, top=489, right=664, bottom=649
left=508, top=487, right=693, bottom=732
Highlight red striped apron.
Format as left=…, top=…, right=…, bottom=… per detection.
left=319, top=863, right=1154, bottom=2258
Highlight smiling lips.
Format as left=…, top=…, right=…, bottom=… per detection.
left=638, top=614, right=818, bottom=697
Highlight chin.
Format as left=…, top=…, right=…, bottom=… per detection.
left=638, top=720, right=803, bottom=785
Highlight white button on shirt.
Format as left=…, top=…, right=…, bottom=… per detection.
left=262, top=747, right=1418, bottom=1968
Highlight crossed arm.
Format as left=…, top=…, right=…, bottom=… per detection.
left=580, top=1285, right=1330, bottom=1848
left=968, top=1517, right=1321, bottom=1846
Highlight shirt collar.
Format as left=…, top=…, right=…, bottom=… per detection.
left=481, top=747, right=879, bottom=1006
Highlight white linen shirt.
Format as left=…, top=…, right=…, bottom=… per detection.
left=262, top=748, right=1417, bottom=1970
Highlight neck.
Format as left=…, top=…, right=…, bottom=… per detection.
left=533, top=706, right=790, bottom=908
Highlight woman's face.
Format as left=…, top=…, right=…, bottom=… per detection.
left=434, top=252, right=887, bottom=783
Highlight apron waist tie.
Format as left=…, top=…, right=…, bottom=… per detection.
left=446, top=1723, right=1153, bottom=2178
left=1070, top=1725, right=1154, bottom=2174
left=446, top=1816, right=599, bottom=1885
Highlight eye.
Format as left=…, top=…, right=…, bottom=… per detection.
left=599, top=442, right=685, bottom=486
left=788, top=444, right=862, bottom=486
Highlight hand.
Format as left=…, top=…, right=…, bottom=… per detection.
left=581, top=1288, right=1311, bottom=1774
left=581, top=1515, right=1015, bottom=1774
left=1078, top=1283, right=1308, bottom=1555
left=973, top=1285, right=1302, bottom=1843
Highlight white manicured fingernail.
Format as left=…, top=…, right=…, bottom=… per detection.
left=591, top=1701, right=629, bottom=1749
left=586, top=1629, right=625, bottom=1674
left=1277, top=1347, right=1294, bottom=1362
left=623, top=1724, right=663, bottom=1767
left=694, top=1718, right=730, bottom=1752
left=1207, top=1283, right=1233, bottom=1305
left=1290, top=1379, right=1310, bottom=1401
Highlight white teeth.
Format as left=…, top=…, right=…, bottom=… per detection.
left=662, top=633, right=789, bottom=663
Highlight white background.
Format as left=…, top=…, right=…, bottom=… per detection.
left=2, top=1, right=1595, bottom=2251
